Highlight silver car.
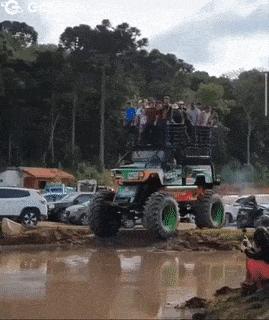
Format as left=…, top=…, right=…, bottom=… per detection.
left=65, top=200, right=92, bottom=225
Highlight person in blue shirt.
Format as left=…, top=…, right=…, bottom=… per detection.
left=124, top=102, right=136, bottom=127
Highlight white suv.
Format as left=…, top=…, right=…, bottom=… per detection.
left=0, top=187, right=48, bottom=226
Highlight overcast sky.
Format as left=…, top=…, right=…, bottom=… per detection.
left=0, top=0, right=268, bottom=76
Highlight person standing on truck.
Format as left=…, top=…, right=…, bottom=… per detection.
left=143, top=101, right=157, bottom=145
left=124, top=101, right=136, bottom=127
left=136, top=101, right=148, bottom=144
left=171, top=103, right=184, bottom=124
left=187, top=103, right=201, bottom=126
left=197, top=105, right=212, bottom=126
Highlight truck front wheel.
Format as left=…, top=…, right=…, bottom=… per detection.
left=89, top=191, right=121, bottom=237
left=144, top=192, right=179, bottom=239
left=195, top=190, right=225, bottom=229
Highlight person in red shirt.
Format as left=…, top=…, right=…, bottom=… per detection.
left=241, top=227, right=269, bottom=294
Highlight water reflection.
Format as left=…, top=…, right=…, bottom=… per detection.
left=0, top=249, right=245, bottom=319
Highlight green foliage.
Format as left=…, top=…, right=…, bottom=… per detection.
left=76, top=163, right=113, bottom=186
left=197, top=82, right=224, bottom=106
left=0, top=19, right=268, bottom=185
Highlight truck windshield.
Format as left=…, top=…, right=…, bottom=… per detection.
left=132, top=150, right=165, bottom=163
left=184, top=165, right=213, bottom=185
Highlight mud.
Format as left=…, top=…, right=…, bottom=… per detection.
left=187, top=286, right=269, bottom=320
left=0, top=248, right=246, bottom=319
left=0, top=222, right=254, bottom=252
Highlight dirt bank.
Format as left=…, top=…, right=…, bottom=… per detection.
left=0, top=221, right=254, bottom=251
left=157, top=228, right=254, bottom=251
left=0, top=222, right=90, bottom=248
left=183, top=286, right=269, bottom=320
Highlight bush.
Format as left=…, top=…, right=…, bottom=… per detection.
left=75, top=162, right=113, bottom=186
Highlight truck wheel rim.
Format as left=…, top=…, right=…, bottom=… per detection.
left=212, top=203, right=224, bottom=226
left=162, top=206, right=177, bottom=232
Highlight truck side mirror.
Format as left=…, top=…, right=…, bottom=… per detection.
left=215, top=175, right=221, bottom=186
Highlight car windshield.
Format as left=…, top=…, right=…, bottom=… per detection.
left=49, top=188, right=63, bottom=193
left=82, top=200, right=91, bottom=206
left=184, top=165, right=213, bottom=185
left=61, top=193, right=78, bottom=202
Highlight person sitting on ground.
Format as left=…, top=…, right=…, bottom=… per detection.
left=241, top=227, right=269, bottom=294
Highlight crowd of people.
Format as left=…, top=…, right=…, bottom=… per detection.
left=123, top=96, right=219, bottom=145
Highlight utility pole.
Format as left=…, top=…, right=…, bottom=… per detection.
left=99, top=64, right=106, bottom=172
left=265, top=71, right=268, bottom=117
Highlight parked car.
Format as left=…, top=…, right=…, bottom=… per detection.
left=236, top=195, right=269, bottom=228
left=44, top=183, right=75, bottom=195
left=224, top=194, right=269, bottom=225
left=48, top=192, right=93, bottom=222
left=43, top=193, right=67, bottom=203
left=224, top=196, right=247, bottom=225
left=0, top=187, right=47, bottom=226
left=65, top=200, right=92, bottom=225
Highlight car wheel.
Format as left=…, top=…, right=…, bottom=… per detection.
left=59, top=211, right=68, bottom=223
left=79, top=213, right=89, bottom=226
left=225, top=213, right=232, bottom=226
left=21, top=209, right=39, bottom=226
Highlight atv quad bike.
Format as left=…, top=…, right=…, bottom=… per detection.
left=89, top=124, right=225, bottom=239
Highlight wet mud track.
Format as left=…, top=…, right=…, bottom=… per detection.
left=0, top=247, right=246, bottom=319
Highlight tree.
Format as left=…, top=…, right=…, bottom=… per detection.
left=60, top=20, right=148, bottom=170
left=197, top=83, right=224, bottom=106
left=0, top=21, right=38, bottom=47
left=233, top=70, right=265, bottom=166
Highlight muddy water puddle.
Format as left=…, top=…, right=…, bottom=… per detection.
left=0, top=248, right=245, bottom=319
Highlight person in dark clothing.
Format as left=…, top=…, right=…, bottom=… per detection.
left=243, top=227, right=269, bottom=263
left=171, top=104, right=183, bottom=124
left=142, top=102, right=157, bottom=145
left=241, top=227, right=269, bottom=293
left=182, top=105, right=192, bottom=141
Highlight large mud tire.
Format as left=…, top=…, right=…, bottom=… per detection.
left=144, top=192, right=179, bottom=239
left=88, top=191, right=121, bottom=238
left=195, top=190, right=225, bottom=229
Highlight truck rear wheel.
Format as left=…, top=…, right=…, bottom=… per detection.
left=89, top=191, right=121, bottom=237
left=144, top=192, right=179, bottom=239
left=195, top=190, right=225, bottom=229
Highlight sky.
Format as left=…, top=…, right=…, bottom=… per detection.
left=0, top=0, right=268, bottom=76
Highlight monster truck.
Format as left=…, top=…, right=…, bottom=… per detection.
left=89, top=124, right=225, bottom=239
